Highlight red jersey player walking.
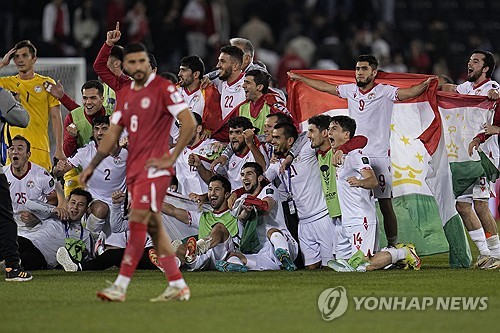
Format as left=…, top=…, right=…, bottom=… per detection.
left=80, top=40, right=196, bottom=302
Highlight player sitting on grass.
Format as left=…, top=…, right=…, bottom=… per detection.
left=160, top=175, right=240, bottom=270
left=215, top=162, right=298, bottom=272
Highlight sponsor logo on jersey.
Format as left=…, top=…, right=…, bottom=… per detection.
left=140, top=97, right=151, bottom=109
left=171, top=91, right=183, bottom=104
left=34, top=85, right=42, bottom=93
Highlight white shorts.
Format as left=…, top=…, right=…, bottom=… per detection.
left=298, top=214, right=335, bottom=266
left=244, top=229, right=298, bottom=271
left=336, top=222, right=378, bottom=260
left=332, top=217, right=341, bottom=257
left=187, top=236, right=236, bottom=271
left=369, top=156, right=393, bottom=199
left=456, top=176, right=493, bottom=203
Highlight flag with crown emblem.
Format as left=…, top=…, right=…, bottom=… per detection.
left=287, top=70, right=473, bottom=267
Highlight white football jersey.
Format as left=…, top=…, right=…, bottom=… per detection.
left=68, top=141, right=127, bottom=205
left=214, top=73, right=246, bottom=119
left=337, top=83, right=398, bottom=157
left=24, top=219, right=93, bottom=268
left=253, top=184, right=288, bottom=250
left=265, top=143, right=328, bottom=224
left=336, top=150, right=377, bottom=226
left=172, top=139, right=216, bottom=196
left=4, top=162, right=55, bottom=230
left=170, top=86, right=206, bottom=141
left=218, top=144, right=267, bottom=190
left=457, top=79, right=500, bottom=164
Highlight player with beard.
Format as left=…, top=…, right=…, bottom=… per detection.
left=161, top=175, right=239, bottom=270
left=442, top=50, right=500, bottom=269
left=171, top=55, right=221, bottom=141
left=190, top=116, right=267, bottom=190
left=288, top=54, right=433, bottom=248
left=79, top=42, right=196, bottom=302
left=216, top=162, right=298, bottom=272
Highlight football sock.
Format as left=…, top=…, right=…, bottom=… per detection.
left=159, top=254, right=184, bottom=283
left=468, top=228, right=490, bottom=256
left=118, top=222, right=147, bottom=279
left=385, top=247, right=406, bottom=264
left=486, top=234, right=500, bottom=259
left=114, top=274, right=131, bottom=290
left=269, top=232, right=289, bottom=252
left=85, top=213, right=106, bottom=238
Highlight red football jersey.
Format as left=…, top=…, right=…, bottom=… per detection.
left=111, top=73, right=188, bottom=180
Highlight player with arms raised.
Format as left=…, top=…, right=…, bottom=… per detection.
left=79, top=42, right=196, bottom=302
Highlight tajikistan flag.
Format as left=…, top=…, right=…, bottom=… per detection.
left=287, top=70, right=471, bottom=268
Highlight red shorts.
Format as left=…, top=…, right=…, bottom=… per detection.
left=128, top=176, right=171, bottom=212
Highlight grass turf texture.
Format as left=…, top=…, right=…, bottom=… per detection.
left=1, top=252, right=498, bottom=333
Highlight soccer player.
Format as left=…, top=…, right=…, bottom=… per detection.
left=213, top=46, right=247, bottom=119
left=0, top=40, right=64, bottom=171
left=0, top=87, right=32, bottom=281
left=288, top=54, right=433, bottom=247
left=265, top=122, right=335, bottom=269
left=216, top=162, right=298, bottom=272
left=4, top=135, right=57, bottom=234
left=191, top=116, right=267, bottom=190
left=327, top=115, right=379, bottom=259
left=79, top=42, right=196, bottom=302
left=53, top=115, right=127, bottom=237
left=17, top=188, right=94, bottom=270
left=161, top=175, right=239, bottom=270
left=443, top=50, right=500, bottom=269
left=172, top=55, right=221, bottom=141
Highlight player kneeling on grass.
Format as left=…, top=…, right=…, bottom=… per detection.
left=216, top=162, right=298, bottom=272
left=160, top=175, right=240, bottom=270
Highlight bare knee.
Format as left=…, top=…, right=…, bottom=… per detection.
left=90, top=200, right=109, bottom=219
left=456, top=201, right=472, bottom=216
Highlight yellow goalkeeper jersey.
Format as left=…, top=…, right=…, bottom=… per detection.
left=0, top=73, right=61, bottom=170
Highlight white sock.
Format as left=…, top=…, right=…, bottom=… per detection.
left=114, top=274, right=131, bottom=290
left=169, top=278, right=187, bottom=289
left=86, top=214, right=106, bottom=236
left=269, top=232, right=289, bottom=252
left=227, top=256, right=244, bottom=265
left=175, top=256, right=182, bottom=268
left=384, top=247, right=406, bottom=264
left=486, top=234, right=500, bottom=259
left=468, top=228, right=490, bottom=256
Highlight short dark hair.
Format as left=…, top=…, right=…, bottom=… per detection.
left=228, top=116, right=254, bottom=131
left=159, top=72, right=179, bottom=83
left=148, top=53, right=157, bottom=69
left=308, top=115, right=331, bottom=131
left=69, top=188, right=93, bottom=206
left=331, top=115, right=356, bottom=139
left=246, top=69, right=270, bottom=94
left=81, top=80, right=104, bottom=95
left=92, top=115, right=110, bottom=127
left=209, top=175, right=231, bottom=193
left=242, top=161, right=264, bottom=177
left=220, top=45, right=244, bottom=65
left=472, top=49, right=496, bottom=78
left=109, top=45, right=124, bottom=62
left=180, top=55, right=205, bottom=77
left=193, top=112, right=202, bottom=126
left=230, top=37, right=254, bottom=58
left=11, top=135, right=31, bottom=152
left=14, top=40, right=37, bottom=58
left=274, top=122, right=298, bottom=141
left=123, top=43, right=148, bottom=56
left=357, top=54, right=379, bottom=70
left=266, top=112, right=293, bottom=125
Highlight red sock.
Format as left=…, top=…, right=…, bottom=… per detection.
left=118, top=222, right=147, bottom=278
left=158, top=255, right=183, bottom=281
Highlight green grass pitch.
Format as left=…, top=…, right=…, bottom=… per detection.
left=1, top=251, right=499, bottom=333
